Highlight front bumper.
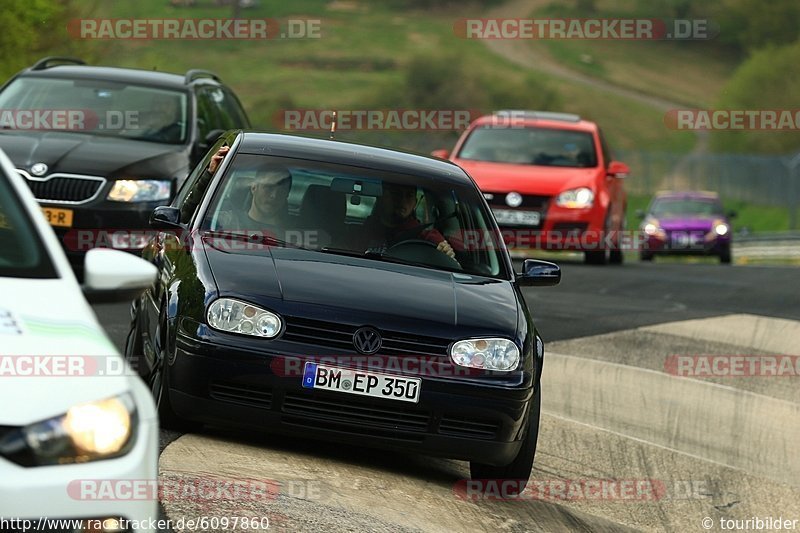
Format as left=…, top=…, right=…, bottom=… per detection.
left=498, top=204, right=607, bottom=251
left=0, top=417, right=159, bottom=533
left=41, top=200, right=167, bottom=277
left=644, top=231, right=731, bottom=255
left=168, top=328, right=535, bottom=467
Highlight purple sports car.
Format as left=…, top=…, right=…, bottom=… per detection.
left=639, top=191, right=735, bottom=264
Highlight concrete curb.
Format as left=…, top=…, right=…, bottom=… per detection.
left=543, top=353, right=800, bottom=487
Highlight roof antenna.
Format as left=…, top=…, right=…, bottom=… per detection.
left=329, top=111, right=337, bottom=140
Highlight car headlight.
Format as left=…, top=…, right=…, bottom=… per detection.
left=207, top=298, right=283, bottom=338
left=555, top=187, right=594, bottom=208
left=107, top=179, right=172, bottom=202
left=0, top=394, right=137, bottom=467
left=643, top=221, right=660, bottom=236
left=450, top=338, right=520, bottom=371
left=714, top=222, right=729, bottom=236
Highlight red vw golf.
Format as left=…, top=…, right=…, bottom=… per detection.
left=434, top=111, right=630, bottom=264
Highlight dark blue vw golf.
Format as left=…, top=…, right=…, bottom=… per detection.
left=125, top=131, right=560, bottom=490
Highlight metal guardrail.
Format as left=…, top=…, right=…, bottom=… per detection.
left=736, top=231, right=800, bottom=243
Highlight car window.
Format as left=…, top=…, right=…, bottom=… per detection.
left=650, top=198, right=724, bottom=217
left=0, top=173, right=57, bottom=278
left=217, top=88, right=250, bottom=129
left=0, top=77, right=189, bottom=144
left=175, top=136, right=231, bottom=223
left=201, top=154, right=508, bottom=278
left=195, top=87, right=223, bottom=141
left=598, top=127, right=613, bottom=168
left=458, top=126, right=598, bottom=167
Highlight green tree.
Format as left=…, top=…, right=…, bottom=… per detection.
left=711, top=40, right=800, bottom=154
left=0, top=0, right=71, bottom=78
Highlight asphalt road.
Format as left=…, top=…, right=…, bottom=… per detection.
left=92, top=260, right=800, bottom=532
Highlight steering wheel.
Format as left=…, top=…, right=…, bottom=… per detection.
left=386, top=239, right=461, bottom=270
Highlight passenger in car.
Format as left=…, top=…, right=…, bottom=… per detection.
left=361, top=183, right=456, bottom=258
left=217, top=166, right=293, bottom=236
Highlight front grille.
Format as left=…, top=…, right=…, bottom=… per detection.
left=209, top=381, right=272, bottom=409
left=439, top=416, right=500, bottom=440
left=551, top=222, right=589, bottom=235
left=21, top=173, right=105, bottom=203
left=282, top=316, right=450, bottom=357
left=485, top=193, right=551, bottom=210
left=282, top=392, right=430, bottom=440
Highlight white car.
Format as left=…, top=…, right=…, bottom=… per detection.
left=0, top=148, right=160, bottom=532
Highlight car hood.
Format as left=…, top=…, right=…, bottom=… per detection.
left=0, top=130, right=188, bottom=179
left=0, top=278, right=135, bottom=425
left=454, top=159, right=599, bottom=196
left=203, top=240, right=519, bottom=336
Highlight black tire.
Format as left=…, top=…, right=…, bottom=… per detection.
left=640, top=252, right=654, bottom=262
left=151, top=310, right=201, bottom=432
left=720, top=244, right=732, bottom=264
left=584, top=250, right=608, bottom=265
left=470, top=386, right=541, bottom=495
left=609, top=208, right=625, bottom=265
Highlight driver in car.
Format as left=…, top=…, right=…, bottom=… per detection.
left=362, top=183, right=456, bottom=259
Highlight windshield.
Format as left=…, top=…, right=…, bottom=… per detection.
left=0, top=171, right=57, bottom=278
left=201, top=154, right=509, bottom=278
left=0, top=77, right=189, bottom=144
left=650, top=198, right=724, bottom=217
left=458, top=126, right=598, bottom=167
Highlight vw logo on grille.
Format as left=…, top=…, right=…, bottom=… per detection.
left=30, top=163, right=48, bottom=177
left=353, top=327, right=382, bottom=355
left=505, top=192, right=523, bottom=207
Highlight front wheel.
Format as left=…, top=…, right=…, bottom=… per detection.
left=719, top=244, right=732, bottom=264
left=151, top=311, right=201, bottom=432
left=469, top=385, right=541, bottom=495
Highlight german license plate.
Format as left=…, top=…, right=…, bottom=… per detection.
left=302, top=362, right=421, bottom=403
left=42, top=207, right=73, bottom=227
left=492, top=208, right=540, bottom=226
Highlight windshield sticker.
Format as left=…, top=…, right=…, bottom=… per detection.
left=0, top=308, right=24, bottom=336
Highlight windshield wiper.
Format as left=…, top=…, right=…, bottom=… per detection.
left=319, top=246, right=455, bottom=272
left=204, top=230, right=294, bottom=248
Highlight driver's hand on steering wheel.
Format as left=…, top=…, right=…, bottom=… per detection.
left=437, top=239, right=456, bottom=259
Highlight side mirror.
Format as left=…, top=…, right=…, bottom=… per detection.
left=150, top=206, right=182, bottom=230
left=431, top=149, right=450, bottom=159
left=607, top=161, right=630, bottom=178
left=82, top=249, right=157, bottom=303
left=727, top=210, right=737, bottom=219
left=517, top=259, right=561, bottom=287
left=635, top=209, right=646, bottom=219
